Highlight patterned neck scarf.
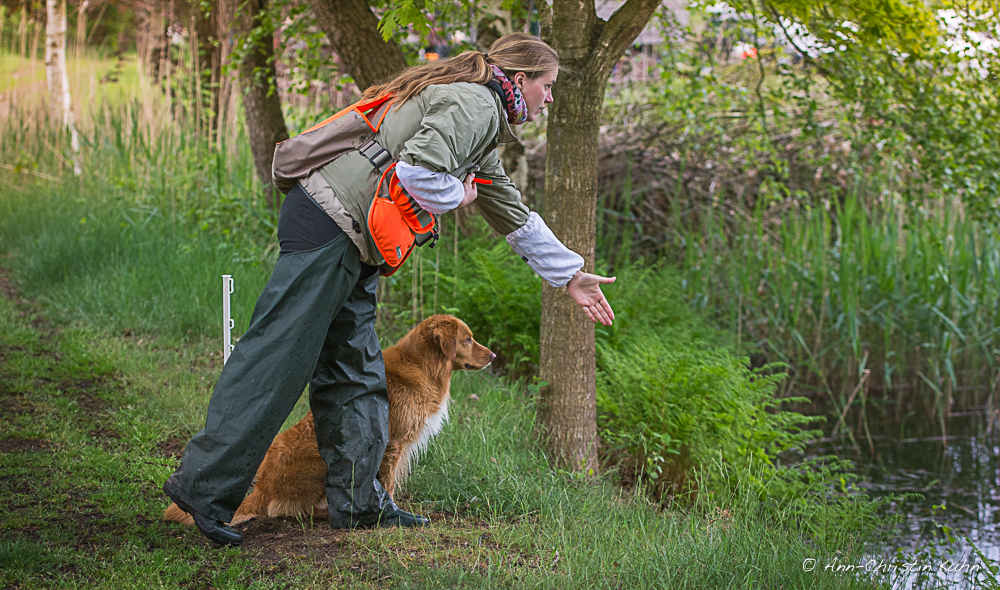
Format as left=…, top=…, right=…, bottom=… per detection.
left=486, top=64, right=528, bottom=126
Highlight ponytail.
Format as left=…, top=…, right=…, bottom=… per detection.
left=363, top=33, right=559, bottom=104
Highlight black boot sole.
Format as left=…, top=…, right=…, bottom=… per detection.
left=163, top=483, right=243, bottom=547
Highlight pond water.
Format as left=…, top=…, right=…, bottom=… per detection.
left=806, top=406, right=1000, bottom=589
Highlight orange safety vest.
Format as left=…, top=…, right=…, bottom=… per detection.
left=272, top=95, right=443, bottom=276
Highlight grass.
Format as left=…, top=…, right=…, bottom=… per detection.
left=0, top=50, right=140, bottom=112
left=676, top=193, right=1000, bottom=428
left=0, top=50, right=950, bottom=588
left=0, top=268, right=896, bottom=589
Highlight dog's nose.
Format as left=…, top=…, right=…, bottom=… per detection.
left=489, top=353, right=496, bottom=361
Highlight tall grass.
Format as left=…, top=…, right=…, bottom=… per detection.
left=586, top=39, right=1000, bottom=434
left=0, top=52, right=275, bottom=344
left=676, top=192, right=1000, bottom=433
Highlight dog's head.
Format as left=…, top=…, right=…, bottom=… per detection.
left=423, top=315, right=495, bottom=371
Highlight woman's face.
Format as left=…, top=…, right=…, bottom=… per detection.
left=513, top=70, right=557, bottom=123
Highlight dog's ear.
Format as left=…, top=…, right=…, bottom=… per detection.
left=432, top=319, right=458, bottom=360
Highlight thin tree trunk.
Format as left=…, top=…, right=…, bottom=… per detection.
left=83, top=0, right=106, bottom=44
left=535, top=0, right=660, bottom=472
left=192, top=0, right=218, bottom=138
left=45, top=0, right=68, bottom=123
left=308, top=0, right=406, bottom=91
left=228, top=0, right=288, bottom=206
left=45, top=0, right=81, bottom=173
left=18, top=1, right=28, bottom=57
left=74, top=0, right=87, bottom=55
left=213, top=0, right=233, bottom=151
left=30, top=3, right=42, bottom=60
left=133, top=0, right=157, bottom=78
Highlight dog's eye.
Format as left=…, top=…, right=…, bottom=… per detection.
left=466, top=337, right=472, bottom=344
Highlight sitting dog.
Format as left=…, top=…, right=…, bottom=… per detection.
left=163, top=314, right=494, bottom=525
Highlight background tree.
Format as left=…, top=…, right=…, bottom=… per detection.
left=45, top=0, right=81, bottom=174
left=309, top=0, right=406, bottom=90
left=535, top=0, right=661, bottom=471
left=226, top=0, right=288, bottom=206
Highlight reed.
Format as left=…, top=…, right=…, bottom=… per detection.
left=677, top=192, right=1000, bottom=432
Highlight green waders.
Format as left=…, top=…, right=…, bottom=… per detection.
left=164, top=230, right=393, bottom=529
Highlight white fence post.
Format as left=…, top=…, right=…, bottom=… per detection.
left=223, top=275, right=234, bottom=364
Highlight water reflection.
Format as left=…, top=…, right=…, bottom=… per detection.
left=805, top=408, right=1000, bottom=588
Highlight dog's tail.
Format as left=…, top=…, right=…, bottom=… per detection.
left=162, top=502, right=195, bottom=526
left=229, top=489, right=266, bottom=525
left=162, top=500, right=259, bottom=527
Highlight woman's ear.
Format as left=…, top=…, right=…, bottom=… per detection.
left=513, top=72, right=526, bottom=89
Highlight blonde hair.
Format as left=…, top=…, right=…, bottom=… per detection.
left=362, top=33, right=559, bottom=104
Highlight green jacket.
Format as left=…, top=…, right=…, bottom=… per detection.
left=297, top=82, right=530, bottom=266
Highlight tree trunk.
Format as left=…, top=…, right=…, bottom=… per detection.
left=45, top=0, right=81, bottom=173
left=30, top=2, right=42, bottom=60
left=19, top=1, right=29, bottom=56
left=309, top=0, right=406, bottom=91
left=535, top=0, right=660, bottom=471
left=45, top=0, right=70, bottom=124
left=537, top=73, right=604, bottom=472
left=74, top=0, right=87, bottom=54
left=133, top=0, right=162, bottom=79
left=229, top=0, right=288, bottom=206
left=213, top=0, right=233, bottom=149
left=192, top=0, right=219, bottom=137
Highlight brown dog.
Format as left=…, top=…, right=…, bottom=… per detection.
left=164, top=314, right=494, bottom=526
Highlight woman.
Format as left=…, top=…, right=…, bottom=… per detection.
left=163, top=33, right=615, bottom=546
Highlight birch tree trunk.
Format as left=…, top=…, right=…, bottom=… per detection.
left=535, top=0, right=660, bottom=471
left=45, top=0, right=81, bottom=173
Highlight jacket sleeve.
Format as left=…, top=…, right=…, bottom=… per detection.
left=395, top=161, right=465, bottom=215
left=476, top=150, right=584, bottom=288
left=472, top=148, right=529, bottom=234
left=397, top=86, right=499, bottom=174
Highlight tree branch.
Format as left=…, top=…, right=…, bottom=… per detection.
left=310, top=0, right=407, bottom=91
left=594, top=0, right=661, bottom=77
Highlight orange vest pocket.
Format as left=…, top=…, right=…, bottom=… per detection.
left=367, top=164, right=438, bottom=276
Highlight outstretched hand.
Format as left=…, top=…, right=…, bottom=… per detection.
left=567, top=271, right=616, bottom=326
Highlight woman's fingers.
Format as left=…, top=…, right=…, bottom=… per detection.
left=597, top=298, right=614, bottom=324
left=459, top=174, right=478, bottom=207
left=567, top=271, right=615, bottom=325
left=593, top=300, right=612, bottom=325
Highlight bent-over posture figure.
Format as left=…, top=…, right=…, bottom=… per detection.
left=163, top=33, right=616, bottom=546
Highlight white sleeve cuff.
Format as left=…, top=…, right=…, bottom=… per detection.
left=394, top=161, right=464, bottom=215
left=506, top=212, right=585, bottom=288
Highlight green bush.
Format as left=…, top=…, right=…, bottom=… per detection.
left=597, top=333, right=823, bottom=502
left=444, top=220, right=543, bottom=373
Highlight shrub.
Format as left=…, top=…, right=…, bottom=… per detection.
left=597, top=333, right=823, bottom=503
left=446, top=223, right=543, bottom=374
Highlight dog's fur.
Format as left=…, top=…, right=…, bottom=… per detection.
left=163, top=314, right=494, bottom=525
